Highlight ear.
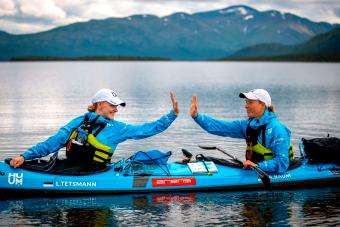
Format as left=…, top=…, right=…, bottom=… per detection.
left=258, top=101, right=266, bottom=111
left=96, top=102, right=105, bottom=110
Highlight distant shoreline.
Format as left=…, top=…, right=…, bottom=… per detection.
left=6, top=55, right=340, bottom=62
left=9, top=56, right=171, bottom=61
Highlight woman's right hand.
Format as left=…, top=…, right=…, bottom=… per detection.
left=10, top=156, right=25, bottom=168
left=190, top=95, right=198, bottom=118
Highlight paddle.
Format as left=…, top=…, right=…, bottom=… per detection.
left=198, top=145, right=271, bottom=189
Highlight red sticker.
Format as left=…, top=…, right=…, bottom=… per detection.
left=152, top=177, right=196, bottom=187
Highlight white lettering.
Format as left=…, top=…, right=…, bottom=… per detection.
left=55, top=181, right=97, bottom=187
left=8, top=173, right=23, bottom=186
left=270, top=173, right=292, bottom=179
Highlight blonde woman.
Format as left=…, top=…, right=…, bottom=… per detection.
left=10, top=88, right=178, bottom=171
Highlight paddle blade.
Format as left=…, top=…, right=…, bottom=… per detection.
left=198, top=145, right=217, bottom=150
left=181, top=148, right=193, bottom=158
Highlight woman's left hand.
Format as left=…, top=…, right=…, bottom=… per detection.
left=170, top=92, right=179, bottom=115
left=243, top=160, right=257, bottom=169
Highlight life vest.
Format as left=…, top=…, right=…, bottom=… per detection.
left=65, top=114, right=113, bottom=165
left=245, top=122, right=294, bottom=163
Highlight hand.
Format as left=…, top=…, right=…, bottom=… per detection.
left=189, top=95, right=198, bottom=118
left=10, top=156, right=25, bottom=168
left=170, top=92, right=179, bottom=115
left=243, top=160, right=257, bottom=169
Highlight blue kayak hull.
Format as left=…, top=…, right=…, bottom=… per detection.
left=0, top=161, right=339, bottom=195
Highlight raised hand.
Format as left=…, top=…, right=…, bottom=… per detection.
left=170, top=92, right=179, bottom=115
left=190, top=95, right=198, bottom=118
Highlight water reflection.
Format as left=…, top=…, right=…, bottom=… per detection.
left=0, top=188, right=339, bottom=226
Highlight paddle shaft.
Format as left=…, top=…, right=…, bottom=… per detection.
left=214, top=146, right=271, bottom=188
left=215, top=147, right=243, bottom=165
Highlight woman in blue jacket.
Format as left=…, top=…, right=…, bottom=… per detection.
left=10, top=88, right=179, bottom=170
left=190, top=89, right=293, bottom=174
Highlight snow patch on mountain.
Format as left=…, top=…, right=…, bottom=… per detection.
left=220, top=7, right=248, bottom=15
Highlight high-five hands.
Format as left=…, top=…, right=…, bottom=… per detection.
left=190, top=95, right=198, bottom=118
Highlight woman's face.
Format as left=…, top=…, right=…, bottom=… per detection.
left=244, top=99, right=266, bottom=119
left=96, top=101, right=118, bottom=119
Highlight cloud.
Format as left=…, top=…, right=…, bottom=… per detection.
left=335, top=7, right=340, bottom=17
left=18, top=0, right=66, bottom=20
left=0, top=0, right=339, bottom=34
left=0, top=0, right=16, bottom=16
left=0, top=18, right=54, bottom=34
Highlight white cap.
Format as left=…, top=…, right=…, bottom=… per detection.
left=239, top=89, right=271, bottom=107
left=92, top=88, right=126, bottom=107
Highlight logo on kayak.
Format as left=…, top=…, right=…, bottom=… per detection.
left=257, top=173, right=292, bottom=182
left=331, top=169, right=340, bottom=175
left=8, top=173, right=23, bottom=186
left=152, top=177, right=196, bottom=187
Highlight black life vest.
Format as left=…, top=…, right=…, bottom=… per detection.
left=65, top=114, right=113, bottom=166
left=246, top=122, right=294, bottom=163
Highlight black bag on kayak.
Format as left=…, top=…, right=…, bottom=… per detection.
left=302, top=137, right=340, bottom=164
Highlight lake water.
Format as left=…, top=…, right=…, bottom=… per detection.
left=0, top=62, right=339, bottom=225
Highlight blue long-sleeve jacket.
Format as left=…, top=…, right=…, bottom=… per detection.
left=194, top=109, right=291, bottom=174
left=22, top=110, right=177, bottom=160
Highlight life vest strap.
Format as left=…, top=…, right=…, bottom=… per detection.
left=245, top=121, right=294, bottom=162
left=65, top=113, right=112, bottom=165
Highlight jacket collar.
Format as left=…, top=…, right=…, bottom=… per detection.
left=249, top=109, right=276, bottom=128
left=85, top=112, right=111, bottom=124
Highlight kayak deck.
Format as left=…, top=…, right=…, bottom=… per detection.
left=0, top=159, right=339, bottom=196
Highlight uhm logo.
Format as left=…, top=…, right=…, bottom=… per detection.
left=8, top=173, right=23, bottom=186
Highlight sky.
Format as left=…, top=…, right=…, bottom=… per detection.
left=0, top=0, right=339, bottom=34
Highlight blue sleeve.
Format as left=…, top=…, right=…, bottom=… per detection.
left=121, top=110, right=177, bottom=140
left=258, top=124, right=291, bottom=174
left=193, top=114, right=247, bottom=139
left=21, top=116, right=84, bottom=160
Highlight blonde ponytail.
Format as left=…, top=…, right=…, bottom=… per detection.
left=87, top=103, right=97, bottom=112
left=268, top=104, right=275, bottom=112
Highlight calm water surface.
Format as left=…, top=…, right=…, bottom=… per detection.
left=0, top=62, right=339, bottom=225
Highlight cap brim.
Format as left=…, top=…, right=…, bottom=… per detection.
left=120, top=102, right=126, bottom=107
left=239, top=93, right=246, bottom=98
left=239, top=92, right=258, bottom=100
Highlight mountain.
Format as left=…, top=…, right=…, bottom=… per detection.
left=225, top=27, right=340, bottom=61
left=0, top=5, right=335, bottom=60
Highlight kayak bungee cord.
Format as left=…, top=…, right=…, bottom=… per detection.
left=198, top=145, right=271, bottom=189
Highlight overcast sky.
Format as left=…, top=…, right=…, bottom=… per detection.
left=1, top=0, right=339, bottom=34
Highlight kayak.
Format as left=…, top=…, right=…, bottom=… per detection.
left=0, top=155, right=339, bottom=196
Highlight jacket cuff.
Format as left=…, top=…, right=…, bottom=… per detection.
left=193, top=113, right=202, bottom=122
left=168, top=110, right=178, bottom=120
left=258, top=161, right=268, bottom=171
left=21, top=152, right=30, bottom=160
